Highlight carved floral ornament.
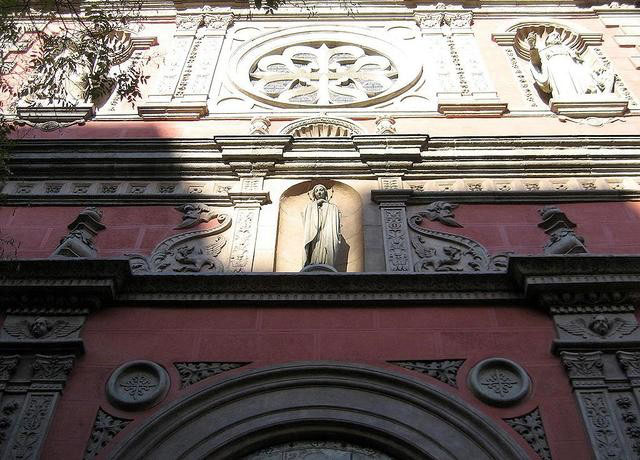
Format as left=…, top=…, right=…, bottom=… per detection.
left=229, top=26, right=421, bottom=108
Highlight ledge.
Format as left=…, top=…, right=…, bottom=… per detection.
left=1, top=255, right=639, bottom=308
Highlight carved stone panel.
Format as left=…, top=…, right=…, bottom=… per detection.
left=7, top=393, right=57, bottom=460
left=576, top=391, right=625, bottom=459
left=554, top=314, right=640, bottom=351
left=389, top=359, right=464, bottom=387
left=127, top=205, right=232, bottom=274
left=504, top=408, right=552, bottom=460
left=1, top=316, right=84, bottom=342
left=468, top=358, right=531, bottom=407
left=380, top=206, right=412, bottom=272
left=83, top=407, right=131, bottom=460
left=106, top=360, right=170, bottom=411
left=229, top=207, right=260, bottom=272
left=174, top=362, right=250, bottom=389
left=408, top=202, right=509, bottom=273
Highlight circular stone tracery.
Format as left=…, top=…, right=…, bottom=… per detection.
left=251, top=44, right=398, bottom=105
left=230, top=26, right=421, bottom=109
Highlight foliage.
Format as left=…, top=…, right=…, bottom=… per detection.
left=0, top=0, right=356, bottom=182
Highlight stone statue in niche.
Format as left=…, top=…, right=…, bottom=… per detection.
left=302, top=184, right=342, bottom=269
left=527, top=31, right=614, bottom=98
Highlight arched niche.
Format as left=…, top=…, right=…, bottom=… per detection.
left=275, top=180, right=363, bottom=272
left=109, top=362, right=529, bottom=460
left=507, top=22, right=601, bottom=61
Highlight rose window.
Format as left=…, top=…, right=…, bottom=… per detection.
left=229, top=26, right=421, bottom=109
left=250, top=44, right=398, bottom=105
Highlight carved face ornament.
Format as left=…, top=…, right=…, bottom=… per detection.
left=30, top=317, right=51, bottom=338
left=589, top=315, right=611, bottom=336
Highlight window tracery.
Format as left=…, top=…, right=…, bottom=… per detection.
left=250, top=44, right=398, bottom=105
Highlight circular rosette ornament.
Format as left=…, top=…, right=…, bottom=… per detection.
left=468, top=358, right=531, bottom=407
left=106, top=360, right=170, bottom=411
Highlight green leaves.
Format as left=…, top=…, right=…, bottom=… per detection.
left=3, top=0, right=146, bottom=107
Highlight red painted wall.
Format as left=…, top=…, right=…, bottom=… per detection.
left=2, top=202, right=639, bottom=259
left=41, top=305, right=590, bottom=459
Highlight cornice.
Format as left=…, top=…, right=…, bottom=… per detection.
left=1, top=255, right=640, bottom=308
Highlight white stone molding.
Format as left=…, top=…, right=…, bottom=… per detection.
left=595, top=6, right=640, bottom=69
left=414, top=11, right=507, bottom=117
left=138, top=12, right=233, bottom=120
left=228, top=25, right=421, bottom=109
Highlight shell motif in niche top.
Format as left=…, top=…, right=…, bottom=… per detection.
left=230, top=26, right=422, bottom=108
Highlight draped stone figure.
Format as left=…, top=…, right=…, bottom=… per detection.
left=527, top=31, right=611, bottom=98
left=302, top=184, right=341, bottom=268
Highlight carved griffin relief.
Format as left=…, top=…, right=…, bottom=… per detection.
left=127, top=204, right=231, bottom=274
left=408, top=202, right=509, bottom=273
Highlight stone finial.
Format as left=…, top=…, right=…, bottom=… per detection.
left=50, top=207, right=105, bottom=258
left=537, top=206, right=587, bottom=254
left=375, top=115, right=396, bottom=135
left=249, top=116, right=271, bottom=135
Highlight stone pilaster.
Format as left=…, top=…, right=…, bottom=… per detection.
left=139, top=11, right=233, bottom=119
left=228, top=178, right=271, bottom=273
left=372, top=191, right=414, bottom=272
left=414, top=10, right=507, bottom=116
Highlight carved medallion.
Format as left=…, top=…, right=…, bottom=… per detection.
left=106, top=360, right=169, bottom=411
left=468, top=358, right=531, bottom=407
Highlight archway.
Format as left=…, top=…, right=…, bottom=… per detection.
left=110, top=362, right=528, bottom=459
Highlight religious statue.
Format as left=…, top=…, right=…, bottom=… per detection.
left=302, top=184, right=342, bottom=268
left=527, top=31, right=614, bottom=98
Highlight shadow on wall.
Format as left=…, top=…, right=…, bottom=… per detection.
left=275, top=180, right=363, bottom=272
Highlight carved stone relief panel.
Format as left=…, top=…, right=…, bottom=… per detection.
left=275, top=181, right=363, bottom=272
left=229, top=26, right=421, bottom=109
left=127, top=204, right=232, bottom=274
left=407, top=202, right=509, bottom=273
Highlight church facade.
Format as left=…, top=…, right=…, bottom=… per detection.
left=2, top=1, right=640, bottom=458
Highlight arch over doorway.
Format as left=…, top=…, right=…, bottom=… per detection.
left=110, top=362, right=528, bottom=460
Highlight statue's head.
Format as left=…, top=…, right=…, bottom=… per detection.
left=312, top=184, right=328, bottom=200
left=545, top=31, right=562, bottom=46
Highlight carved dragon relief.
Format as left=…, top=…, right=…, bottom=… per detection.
left=408, top=202, right=509, bottom=273
left=127, top=204, right=232, bottom=274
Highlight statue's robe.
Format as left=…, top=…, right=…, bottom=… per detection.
left=531, top=44, right=596, bottom=97
left=302, top=199, right=341, bottom=268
